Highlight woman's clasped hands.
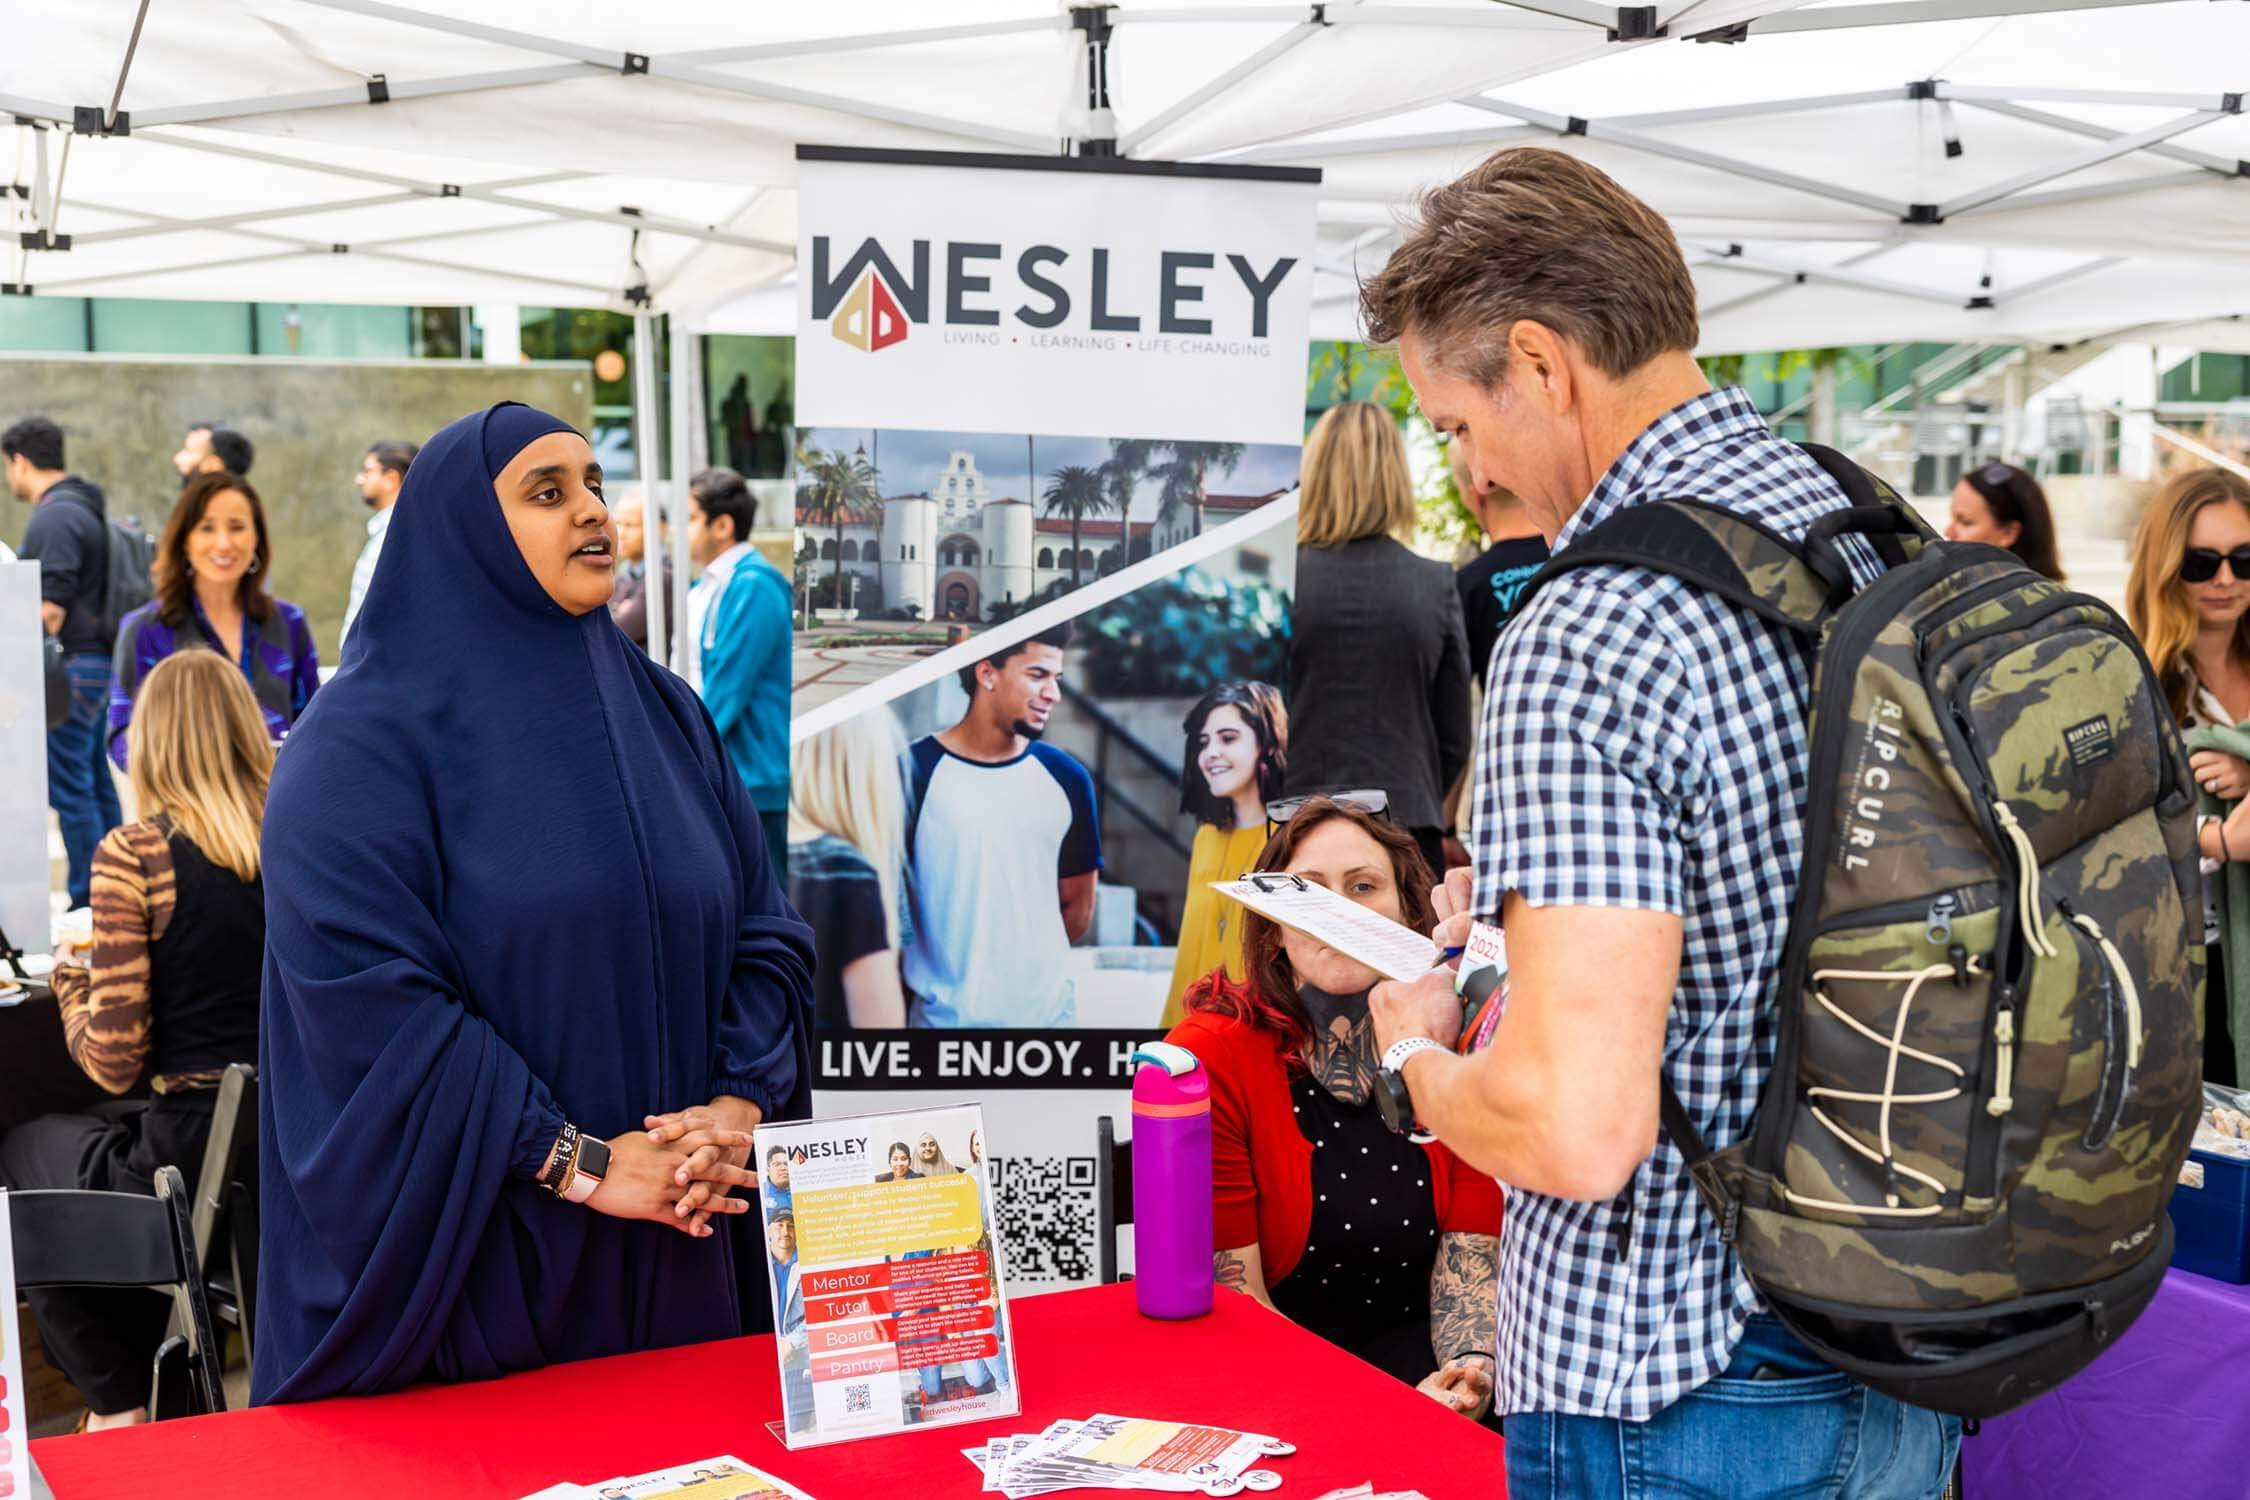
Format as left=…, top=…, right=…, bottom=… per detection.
left=584, top=1096, right=766, bottom=1238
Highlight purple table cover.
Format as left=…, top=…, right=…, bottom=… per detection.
left=1964, top=1268, right=2250, bottom=1499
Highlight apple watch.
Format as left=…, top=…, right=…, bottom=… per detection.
left=1376, top=1036, right=1449, bottom=1135
left=563, top=1133, right=611, bottom=1205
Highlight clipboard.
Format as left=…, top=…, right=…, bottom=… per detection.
left=1211, top=874, right=1442, bottom=983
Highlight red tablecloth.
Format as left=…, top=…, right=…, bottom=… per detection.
left=31, top=1282, right=1505, bottom=1498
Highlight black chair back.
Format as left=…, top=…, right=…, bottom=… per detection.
left=9, top=1165, right=227, bottom=1417
left=188, top=1061, right=258, bottom=1356
left=1094, top=1114, right=1134, bottom=1285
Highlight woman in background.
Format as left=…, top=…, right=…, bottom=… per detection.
left=1162, top=681, right=1289, bottom=1027
left=2127, top=465, right=2250, bottom=1086
left=109, top=470, right=319, bottom=768
left=1946, top=461, right=2066, bottom=581
left=1285, top=403, right=1471, bottom=879
left=1166, top=797, right=1500, bottom=1421
left=787, top=713, right=910, bottom=1029
left=0, top=651, right=268, bottom=1429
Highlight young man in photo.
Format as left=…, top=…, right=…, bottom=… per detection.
left=903, top=624, right=1101, bottom=1028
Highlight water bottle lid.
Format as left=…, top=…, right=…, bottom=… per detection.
left=1130, top=1041, right=1200, bottom=1077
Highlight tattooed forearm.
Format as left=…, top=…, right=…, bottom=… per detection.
left=1301, top=988, right=1381, bottom=1105
left=1429, top=1231, right=1498, bottom=1364
left=1214, top=1243, right=1278, bottom=1312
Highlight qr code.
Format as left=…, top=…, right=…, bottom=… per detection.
left=991, top=1154, right=1098, bottom=1286
left=844, top=1382, right=873, bottom=1414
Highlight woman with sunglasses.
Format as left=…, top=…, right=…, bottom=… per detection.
left=2126, top=466, right=2250, bottom=1086
left=1945, top=461, right=2065, bottom=581
left=1160, top=682, right=1290, bottom=1027
left=1166, top=797, right=1501, bottom=1421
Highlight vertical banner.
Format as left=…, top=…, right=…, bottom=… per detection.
left=788, top=148, right=1318, bottom=1297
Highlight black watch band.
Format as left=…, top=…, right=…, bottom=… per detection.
left=538, top=1122, right=581, bottom=1196
left=1376, top=1067, right=1415, bottom=1135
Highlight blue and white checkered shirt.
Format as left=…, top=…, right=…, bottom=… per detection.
left=1476, top=387, right=1881, bottom=1421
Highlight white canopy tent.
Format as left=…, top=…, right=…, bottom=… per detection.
left=11, top=0, right=2250, bottom=657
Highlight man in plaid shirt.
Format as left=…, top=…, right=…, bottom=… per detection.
left=1364, top=149, right=1959, bottom=1496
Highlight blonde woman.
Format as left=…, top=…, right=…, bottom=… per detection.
left=0, top=651, right=269, bottom=1430
left=1285, top=401, right=1472, bottom=876
left=788, top=711, right=911, bottom=1029
left=2127, top=465, right=2250, bottom=1086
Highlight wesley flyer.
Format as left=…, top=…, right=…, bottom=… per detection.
left=754, top=1103, right=1018, bottom=1448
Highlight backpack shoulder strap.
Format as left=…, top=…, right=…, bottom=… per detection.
left=1511, top=446, right=1940, bottom=634
left=1515, top=498, right=1834, bottom=637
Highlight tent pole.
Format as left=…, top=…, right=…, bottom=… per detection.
left=1938, top=107, right=2225, bottom=218
left=668, top=313, right=700, bottom=681
left=1952, top=99, right=2242, bottom=178
left=633, top=312, right=667, bottom=667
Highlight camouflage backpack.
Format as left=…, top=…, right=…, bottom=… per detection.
left=1526, top=445, right=2201, bottom=1418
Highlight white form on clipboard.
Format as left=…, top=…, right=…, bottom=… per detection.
left=1212, top=874, right=1442, bottom=983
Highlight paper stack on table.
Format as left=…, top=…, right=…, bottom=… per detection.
left=519, top=1455, right=814, bottom=1499
left=961, top=1414, right=1295, bottom=1496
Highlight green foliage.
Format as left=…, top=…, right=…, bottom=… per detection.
left=1077, top=568, right=1292, bottom=698
left=1306, top=341, right=1476, bottom=551
left=1040, top=463, right=1117, bottom=588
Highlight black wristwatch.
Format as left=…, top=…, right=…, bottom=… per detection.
left=1376, top=1037, right=1447, bottom=1134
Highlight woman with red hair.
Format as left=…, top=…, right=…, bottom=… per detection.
left=1166, top=796, right=1500, bottom=1421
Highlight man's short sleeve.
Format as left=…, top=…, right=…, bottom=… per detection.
left=1035, top=745, right=1104, bottom=878
left=1474, top=575, right=1707, bottom=920
left=21, top=503, right=88, bottom=609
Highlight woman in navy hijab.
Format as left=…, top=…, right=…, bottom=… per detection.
left=253, top=404, right=814, bottom=1403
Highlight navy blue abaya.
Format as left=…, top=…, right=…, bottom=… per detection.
left=252, top=404, right=814, bottom=1403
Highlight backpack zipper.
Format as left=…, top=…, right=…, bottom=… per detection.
left=2057, top=898, right=2141, bottom=1151
left=1756, top=551, right=1964, bottom=1176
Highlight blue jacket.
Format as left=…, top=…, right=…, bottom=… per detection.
left=698, top=547, right=792, bottom=810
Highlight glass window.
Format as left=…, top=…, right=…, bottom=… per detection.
left=89, top=297, right=252, bottom=355
left=703, top=334, right=794, bottom=479
left=0, top=295, right=90, bottom=351
left=522, top=306, right=644, bottom=476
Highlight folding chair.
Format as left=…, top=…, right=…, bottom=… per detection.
left=1093, top=1114, right=1134, bottom=1286
left=8, top=1165, right=227, bottom=1418
left=187, top=1062, right=258, bottom=1358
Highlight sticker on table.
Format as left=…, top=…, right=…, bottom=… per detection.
left=756, top=1103, right=1019, bottom=1448
left=574, top=1455, right=813, bottom=1499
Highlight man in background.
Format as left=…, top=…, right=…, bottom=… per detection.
left=1453, top=458, right=1549, bottom=684
left=4, top=416, right=122, bottom=908
left=174, top=421, right=253, bottom=481
left=686, top=466, right=790, bottom=872
left=340, top=439, right=417, bottom=651
left=903, top=625, right=1101, bottom=1029
left=608, top=488, right=674, bottom=656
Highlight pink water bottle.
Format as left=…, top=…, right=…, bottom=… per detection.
left=1131, top=1041, right=1214, bottom=1320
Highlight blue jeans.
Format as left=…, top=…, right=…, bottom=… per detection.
left=48, top=653, right=122, bottom=908
left=1502, top=1317, right=1960, bottom=1500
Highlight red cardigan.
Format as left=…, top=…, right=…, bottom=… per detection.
left=1167, top=993, right=1504, bottom=1287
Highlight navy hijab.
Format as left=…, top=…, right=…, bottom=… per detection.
left=253, top=403, right=814, bottom=1403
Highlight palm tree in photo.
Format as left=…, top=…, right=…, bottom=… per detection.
left=1040, top=463, right=1116, bottom=589
left=1164, top=439, right=1246, bottom=539
left=794, top=443, right=880, bottom=612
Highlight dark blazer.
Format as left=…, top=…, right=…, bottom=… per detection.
left=1285, top=535, right=1472, bottom=832
left=608, top=555, right=676, bottom=653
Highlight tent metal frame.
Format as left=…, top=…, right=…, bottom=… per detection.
left=4, top=0, right=2243, bottom=325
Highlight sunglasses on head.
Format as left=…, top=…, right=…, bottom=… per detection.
left=1264, top=789, right=1390, bottom=824
left=1972, top=463, right=2016, bottom=490
left=2182, top=547, right=2250, bottom=584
